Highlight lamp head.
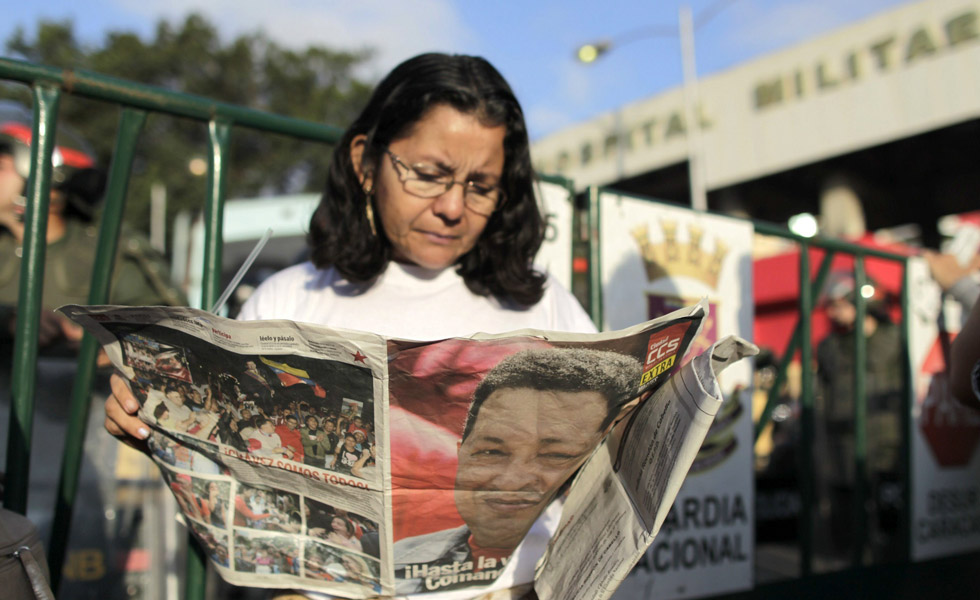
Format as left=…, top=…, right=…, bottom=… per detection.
left=576, top=41, right=611, bottom=64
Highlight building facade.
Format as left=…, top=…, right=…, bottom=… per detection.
left=531, top=0, right=980, bottom=244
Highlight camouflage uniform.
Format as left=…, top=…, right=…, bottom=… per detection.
left=0, top=219, right=185, bottom=314
left=0, top=217, right=186, bottom=594
left=815, top=320, right=904, bottom=561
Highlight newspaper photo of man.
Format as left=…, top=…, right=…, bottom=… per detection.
left=394, top=347, right=641, bottom=594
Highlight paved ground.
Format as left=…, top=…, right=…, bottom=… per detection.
left=720, top=546, right=980, bottom=600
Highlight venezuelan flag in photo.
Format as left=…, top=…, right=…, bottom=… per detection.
left=259, top=356, right=326, bottom=397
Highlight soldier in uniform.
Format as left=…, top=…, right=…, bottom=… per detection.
left=815, top=272, right=903, bottom=564
left=0, top=109, right=184, bottom=353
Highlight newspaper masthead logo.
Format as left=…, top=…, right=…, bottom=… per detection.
left=642, top=329, right=682, bottom=385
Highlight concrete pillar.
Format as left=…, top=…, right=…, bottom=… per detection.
left=819, top=175, right=866, bottom=238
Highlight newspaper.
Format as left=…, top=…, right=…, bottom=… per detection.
left=61, top=300, right=756, bottom=600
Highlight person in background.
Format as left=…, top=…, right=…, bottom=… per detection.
left=275, top=413, right=304, bottom=462
left=925, top=250, right=979, bottom=312
left=325, top=516, right=363, bottom=552
left=300, top=414, right=332, bottom=468
left=247, top=418, right=286, bottom=459
left=153, top=403, right=174, bottom=430
left=106, top=53, right=597, bottom=599
left=0, top=104, right=184, bottom=353
left=924, top=247, right=979, bottom=410
left=350, top=442, right=376, bottom=479
left=951, top=300, right=980, bottom=410
left=814, top=272, right=903, bottom=563
left=330, top=433, right=360, bottom=475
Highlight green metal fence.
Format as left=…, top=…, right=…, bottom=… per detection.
left=749, top=221, right=912, bottom=576
left=0, top=55, right=342, bottom=598
left=583, top=188, right=913, bottom=583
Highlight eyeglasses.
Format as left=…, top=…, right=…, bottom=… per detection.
left=385, top=150, right=505, bottom=217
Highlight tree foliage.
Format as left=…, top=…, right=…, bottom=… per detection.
left=3, top=15, right=374, bottom=235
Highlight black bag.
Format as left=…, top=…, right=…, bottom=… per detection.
left=0, top=508, right=55, bottom=600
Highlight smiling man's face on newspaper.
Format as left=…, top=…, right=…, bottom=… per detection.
left=454, top=387, right=607, bottom=549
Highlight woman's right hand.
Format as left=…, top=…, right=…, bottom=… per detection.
left=105, top=373, right=150, bottom=448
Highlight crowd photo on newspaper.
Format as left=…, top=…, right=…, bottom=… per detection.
left=89, top=51, right=757, bottom=600
left=95, top=317, right=388, bottom=594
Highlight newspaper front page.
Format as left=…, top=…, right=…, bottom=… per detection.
left=62, top=301, right=755, bottom=599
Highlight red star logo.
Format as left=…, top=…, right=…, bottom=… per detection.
left=351, top=350, right=367, bottom=363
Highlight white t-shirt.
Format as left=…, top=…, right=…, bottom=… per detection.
left=163, top=397, right=192, bottom=424
left=238, top=260, right=597, bottom=600
left=238, top=260, right=596, bottom=340
left=247, top=430, right=283, bottom=459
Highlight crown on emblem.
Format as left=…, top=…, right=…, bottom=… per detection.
left=630, top=221, right=728, bottom=288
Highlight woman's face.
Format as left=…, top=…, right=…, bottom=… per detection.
left=352, top=104, right=506, bottom=270
left=331, top=517, right=347, bottom=535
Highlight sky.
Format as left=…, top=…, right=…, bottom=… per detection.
left=1, top=0, right=914, bottom=141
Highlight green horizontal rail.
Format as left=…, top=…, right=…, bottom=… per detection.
left=0, top=57, right=344, bottom=143
left=753, top=220, right=909, bottom=261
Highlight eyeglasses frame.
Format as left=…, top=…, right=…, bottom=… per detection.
left=383, top=149, right=505, bottom=217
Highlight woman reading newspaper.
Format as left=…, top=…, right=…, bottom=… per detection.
left=105, top=53, right=600, bottom=598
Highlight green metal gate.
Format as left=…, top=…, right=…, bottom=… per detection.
left=579, top=187, right=917, bottom=594
left=0, top=56, right=342, bottom=598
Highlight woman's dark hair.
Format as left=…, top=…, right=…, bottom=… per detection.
left=308, top=53, right=546, bottom=305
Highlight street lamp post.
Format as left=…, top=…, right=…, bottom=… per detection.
left=576, top=2, right=729, bottom=212
left=679, top=5, right=707, bottom=212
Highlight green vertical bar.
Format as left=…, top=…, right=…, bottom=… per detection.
left=201, top=119, right=231, bottom=309
left=852, top=257, right=868, bottom=566
left=47, top=108, right=147, bottom=592
left=798, top=243, right=814, bottom=577
left=755, top=249, right=836, bottom=441
left=4, top=84, right=61, bottom=514
left=587, top=186, right=602, bottom=328
left=560, top=177, right=576, bottom=290
left=185, top=118, right=231, bottom=600
left=899, top=258, right=912, bottom=562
